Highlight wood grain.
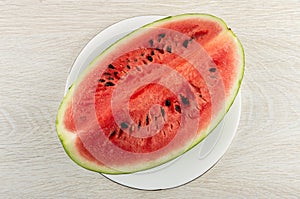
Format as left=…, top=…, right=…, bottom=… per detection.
left=0, top=0, right=299, bottom=198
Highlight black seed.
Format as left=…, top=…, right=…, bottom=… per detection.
left=180, top=95, right=189, bottom=105
left=126, top=65, right=131, bottom=69
left=145, top=115, right=149, bottom=125
left=105, top=82, right=115, bottom=87
left=159, top=33, right=166, bottom=38
left=199, top=94, right=203, bottom=98
left=160, top=107, right=165, bottom=118
left=149, top=39, right=154, bottom=47
left=108, top=64, right=115, bottom=69
left=141, top=53, right=144, bottom=56
left=103, top=72, right=111, bottom=76
left=109, top=131, right=116, bottom=139
left=142, top=60, right=147, bottom=65
left=134, top=58, right=138, bottom=62
left=120, top=122, right=129, bottom=129
left=156, top=48, right=164, bottom=54
left=166, top=46, right=172, bottom=53
left=114, top=71, right=118, bottom=76
left=209, top=67, right=216, bottom=72
left=146, top=55, right=153, bottom=62
left=98, top=79, right=105, bottom=82
left=183, top=40, right=189, bottom=48
left=138, top=120, right=141, bottom=130
left=151, top=50, right=155, bottom=55
left=165, top=99, right=171, bottom=107
left=175, top=105, right=181, bottom=113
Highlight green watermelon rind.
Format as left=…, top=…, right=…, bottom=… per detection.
left=56, top=13, right=245, bottom=174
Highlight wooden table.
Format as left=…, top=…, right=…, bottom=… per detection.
left=1, top=0, right=299, bottom=198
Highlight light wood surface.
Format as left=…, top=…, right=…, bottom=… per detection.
left=1, top=0, right=299, bottom=198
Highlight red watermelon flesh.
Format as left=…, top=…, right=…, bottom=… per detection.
left=56, top=14, right=244, bottom=174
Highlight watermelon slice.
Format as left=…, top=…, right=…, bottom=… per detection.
left=56, top=13, right=244, bottom=174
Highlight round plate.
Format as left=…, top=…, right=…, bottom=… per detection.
left=65, top=16, right=241, bottom=190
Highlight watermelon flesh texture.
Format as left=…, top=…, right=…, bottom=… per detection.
left=56, top=14, right=244, bottom=174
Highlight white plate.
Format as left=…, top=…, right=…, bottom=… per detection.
left=65, top=16, right=241, bottom=190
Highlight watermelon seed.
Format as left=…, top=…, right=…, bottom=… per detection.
left=105, top=82, right=115, bottom=87
left=142, top=60, right=147, bottom=65
left=138, top=120, right=141, bottom=130
left=170, top=124, right=173, bottom=129
left=160, top=107, right=165, bottom=118
left=98, top=79, right=105, bottom=82
left=159, top=33, right=166, bottom=38
left=209, top=67, right=216, bottom=72
left=166, top=46, right=172, bottom=53
left=149, top=39, right=154, bottom=47
left=103, top=72, right=111, bottom=76
left=199, top=94, right=202, bottom=98
left=120, top=122, right=129, bottom=129
left=141, top=53, right=144, bottom=56
left=155, top=48, right=164, bottom=54
left=145, top=115, right=150, bottom=125
left=151, top=50, right=155, bottom=55
left=134, top=58, right=138, bottom=62
left=109, top=131, right=116, bottom=139
left=126, top=65, right=131, bottom=69
left=165, top=99, right=171, bottom=106
left=183, top=40, right=189, bottom=48
left=158, top=34, right=165, bottom=42
left=108, top=77, right=114, bottom=80
left=180, top=95, right=189, bottom=105
left=113, top=71, right=118, bottom=76
left=146, top=55, right=153, bottom=62
left=108, top=64, right=115, bottom=69
left=175, top=105, right=181, bottom=113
